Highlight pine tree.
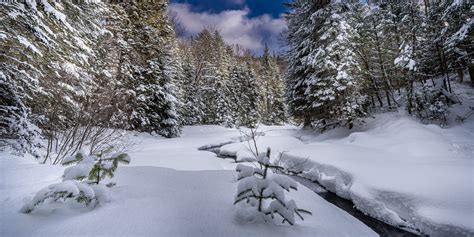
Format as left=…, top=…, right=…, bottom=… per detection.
left=287, top=2, right=366, bottom=130
left=228, top=64, right=246, bottom=125
left=114, top=1, right=182, bottom=137
left=190, top=30, right=236, bottom=126
left=20, top=149, right=129, bottom=214
left=177, top=42, right=203, bottom=125
left=213, top=31, right=234, bottom=126
left=393, top=1, right=427, bottom=114
left=240, top=62, right=261, bottom=128
left=363, top=4, right=401, bottom=109
left=234, top=148, right=311, bottom=225
left=441, top=0, right=473, bottom=84
left=0, top=72, right=41, bottom=157
left=286, top=0, right=330, bottom=125
left=259, top=45, right=286, bottom=125
left=62, top=149, right=130, bottom=184
left=267, top=59, right=287, bottom=125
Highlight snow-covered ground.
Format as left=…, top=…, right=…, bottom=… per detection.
left=2, top=84, right=473, bottom=237
left=0, top=125, right=376, bottom=237
left=220, top=113, right=473, bottom=236
left=219, top=83, right=474, bottom=236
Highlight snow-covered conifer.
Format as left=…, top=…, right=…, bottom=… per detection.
left=259, top=45, right=286, bottom=125
left=62, top=149, right=130, bottom=185
left=0, top=72, right=41, bottom=157
left=240, top=62, right=261, bottom=128
left=287, top=2, right=367, bottom=130
left=20, top=180, right=99, bottom=214
left=21, top=149, right=129, bottom=214
left=234, top=148, right=311, bottom=225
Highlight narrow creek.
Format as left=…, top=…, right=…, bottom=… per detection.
left=199, top=144, right=422, bottom=237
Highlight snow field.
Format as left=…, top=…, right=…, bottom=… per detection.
left=219, top=113, right=474, bottom=236
left=0, top=125, right=377, bottom=237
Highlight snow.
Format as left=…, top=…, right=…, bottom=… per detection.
left=19, top=179, right=105, bottom=215
left=0, top=125, right=376, bottom=237
left=61, top=63, right=81, bottom=79
left=8, top=11, right=20, bottom=19
left=2, top=83, right=473, bottom=236
left=73, top=37, right=92, bottom=53
left=40, top=0, right=74, bottom=31
left=219, top=111, right=474, bottom=236
left=62, top=157, right=94, bottom=181
left=17, top=36, right=43, bottom=57
left=1, top=155, right=376, bottom=237
left=125, top=126, right=241, bottom=170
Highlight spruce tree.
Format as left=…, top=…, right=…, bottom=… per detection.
left=234, top=148, right=311, bottom=225
left=0, top=72, right=41, bottom=157
left=115, top=1, right=182, bottom=137
left=286, top=0, right=330, bottom=125
left=240, top=62, right=261, bottom=128
left=286, top=2, right=366, bottom=130
left=178, top=42, right=203, bottom=125
left=259, top=45, right=286, bottom=125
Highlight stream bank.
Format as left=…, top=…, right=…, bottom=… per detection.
left=199, top=143, right=423, bottom=237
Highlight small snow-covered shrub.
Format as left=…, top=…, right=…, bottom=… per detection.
left=21, top=149, right=129, bottom=214
left=20, top=181, right=98, bottom=214
left=414, top=84, right=450, bottom=125
left=62, top=148, right=130, bottom=184
left=234, top=148, right=311, bottom=225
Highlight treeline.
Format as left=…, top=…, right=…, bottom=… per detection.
left=285, top=0, right=473, bottom=130
left=0, top=0, right=286, bottom=159
left=178, top=31, right=286, bottom=128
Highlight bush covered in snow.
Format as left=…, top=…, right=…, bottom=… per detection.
left=62, top=149, right=130, bottom=185
left=234, top=148, right=311, bottom=225
left=414, top=84, right=452, bottom=125
left=20, top=180, right=105, bottom=214
left=21, top=149, right=130, bottom=214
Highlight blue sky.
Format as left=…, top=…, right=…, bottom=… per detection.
left=170, top=0, right=287, bottom=18
left=169, top=0, right=288, bottom=54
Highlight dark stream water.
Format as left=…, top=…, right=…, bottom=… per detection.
left=292, top=176, right=422, bottom=237
left=202, top=146, right=423, bottom=237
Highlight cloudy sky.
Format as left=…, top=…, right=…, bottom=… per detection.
left=169, top=0, right=288, bottom=54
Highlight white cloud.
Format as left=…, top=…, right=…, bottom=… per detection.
left=169, top=3, right=286, bottom=54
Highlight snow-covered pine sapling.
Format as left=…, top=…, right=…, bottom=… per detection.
left=20, top=181, right=97, bottom=214
left=234, top=148, right=311, bottom=225
left=21, top=149, right=130, bottom=214
left=62, top=148, right=130, bottom=185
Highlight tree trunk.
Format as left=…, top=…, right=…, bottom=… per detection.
left=363, top=59, right=383, bottom=108
left=385, top=91, right=391, bottom=108
left=457, top=67, right=464, bottom=83
left=469, top=64, right=474, bottom=86
left=407, top=77, right=414, bottom=115
left=372, top=20, right=398, bottom=107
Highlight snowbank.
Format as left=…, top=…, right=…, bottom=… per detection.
left=220, top=113, right=474, bottom=236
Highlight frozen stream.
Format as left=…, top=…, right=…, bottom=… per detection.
left=200, top=144, right=422, bottom=237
